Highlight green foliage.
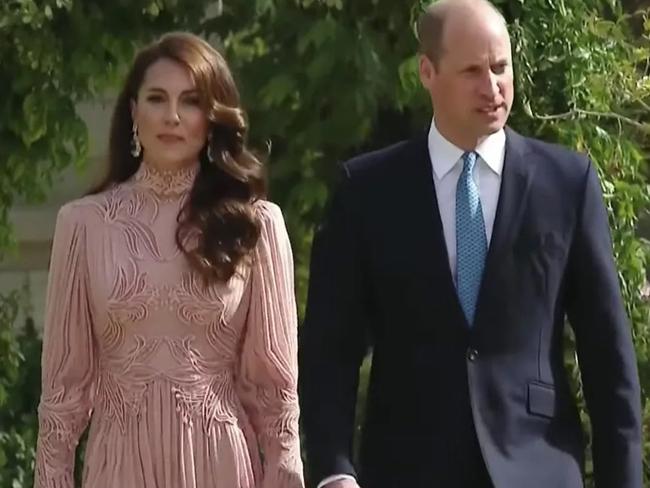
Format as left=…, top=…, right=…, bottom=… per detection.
left=0, top=0, right=648, bottom=487
left=0, top=278, right=42, bottom=487
left=0, top=313, right=41, bottom=488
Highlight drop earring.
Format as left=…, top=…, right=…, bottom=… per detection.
left=131, top=122, right=142, bottom=158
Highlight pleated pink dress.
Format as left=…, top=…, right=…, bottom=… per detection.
left=34, top=162, right=304, bottom=488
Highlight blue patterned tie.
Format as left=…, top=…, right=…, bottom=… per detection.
left=456, top=151, right=487, bottom=326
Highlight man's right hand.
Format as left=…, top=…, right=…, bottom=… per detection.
left=324, top=480, right=361, bottom=488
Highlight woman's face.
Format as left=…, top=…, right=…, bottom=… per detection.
left=131, top=58, right=210, bottom=170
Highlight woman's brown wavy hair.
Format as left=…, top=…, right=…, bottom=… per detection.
left=91, top=32, right=266, bottom=283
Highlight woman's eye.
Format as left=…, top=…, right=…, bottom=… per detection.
left=147, top=95, right=164, bottom=103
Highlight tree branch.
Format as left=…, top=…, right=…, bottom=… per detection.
left=530, top=108, right=648, bottom=131
left=635, top=98, right=650, bottom=114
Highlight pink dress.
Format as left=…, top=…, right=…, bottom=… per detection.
left=34, top=163, right=304, bottom=488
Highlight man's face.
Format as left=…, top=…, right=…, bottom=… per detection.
left=420, top=11, right=514, bottom=148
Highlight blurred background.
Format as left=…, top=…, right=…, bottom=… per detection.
left=0, top=0, right=648, bottom=486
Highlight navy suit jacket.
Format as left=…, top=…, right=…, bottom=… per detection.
left=299, top=128, right=642, bottom=488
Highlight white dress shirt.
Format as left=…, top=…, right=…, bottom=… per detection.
left=428, top=120, right=505, bottom=278
left=317, top=120, right=506, bottom=488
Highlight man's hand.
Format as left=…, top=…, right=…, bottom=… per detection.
left=324, top=480, right=361, bottom=488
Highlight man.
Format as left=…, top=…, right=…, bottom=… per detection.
left=298, top=0, right=643, bottom=487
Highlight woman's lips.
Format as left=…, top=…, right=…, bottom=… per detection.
left=157, top=134, right=185, bottom=143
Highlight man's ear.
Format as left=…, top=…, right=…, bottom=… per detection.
left=419, top=54, right=436, bottom=90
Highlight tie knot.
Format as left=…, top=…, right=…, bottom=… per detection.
left=462, top=151, right=478, bottom=174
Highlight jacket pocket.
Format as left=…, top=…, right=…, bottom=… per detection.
left=527, top=381, right=556, bottom=419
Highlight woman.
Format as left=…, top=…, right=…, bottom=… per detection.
left=35, top=32, right=304, bottom=488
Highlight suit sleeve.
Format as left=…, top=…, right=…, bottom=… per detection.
left=299, top=165, right=370, bottom=483
left=565, top=158, right=643, bottom=488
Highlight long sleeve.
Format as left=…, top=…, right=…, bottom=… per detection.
left=299, top=166, right=368, bottom=483
left=237, top=201, right=304, bottom=488
left=35, top=203, right=97, bottom=488
left=566, top=160, right=642, bottom=488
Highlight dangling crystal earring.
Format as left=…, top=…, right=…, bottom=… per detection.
left=131, top=122, right=142, bottom=158
left=206, top=132, right=215, bottom=164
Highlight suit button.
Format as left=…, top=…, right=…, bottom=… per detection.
left=467, top=349, right=479, bottom=362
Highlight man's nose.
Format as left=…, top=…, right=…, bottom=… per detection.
left=479, top=70, right=500, bottom=99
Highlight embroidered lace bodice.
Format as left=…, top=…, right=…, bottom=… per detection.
left=35, top=162, right=304, bottom=488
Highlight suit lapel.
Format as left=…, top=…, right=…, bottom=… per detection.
left=407, top=131, right=468, bottom=325
left=475, top=127, right=535, bottom=325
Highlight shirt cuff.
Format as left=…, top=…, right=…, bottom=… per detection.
left=317, top=473, right=357, bottom=488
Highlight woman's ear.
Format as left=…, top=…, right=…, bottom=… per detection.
left=130, top=98, right=137, bottom=124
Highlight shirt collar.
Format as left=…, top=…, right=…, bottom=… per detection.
left=428, top=119, right=506, bottom=180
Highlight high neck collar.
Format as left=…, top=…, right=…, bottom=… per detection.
left=132, top=161, right=199, bottom=197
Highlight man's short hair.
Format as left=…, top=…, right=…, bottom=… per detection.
left=416, top=0, right=507, bottom=68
